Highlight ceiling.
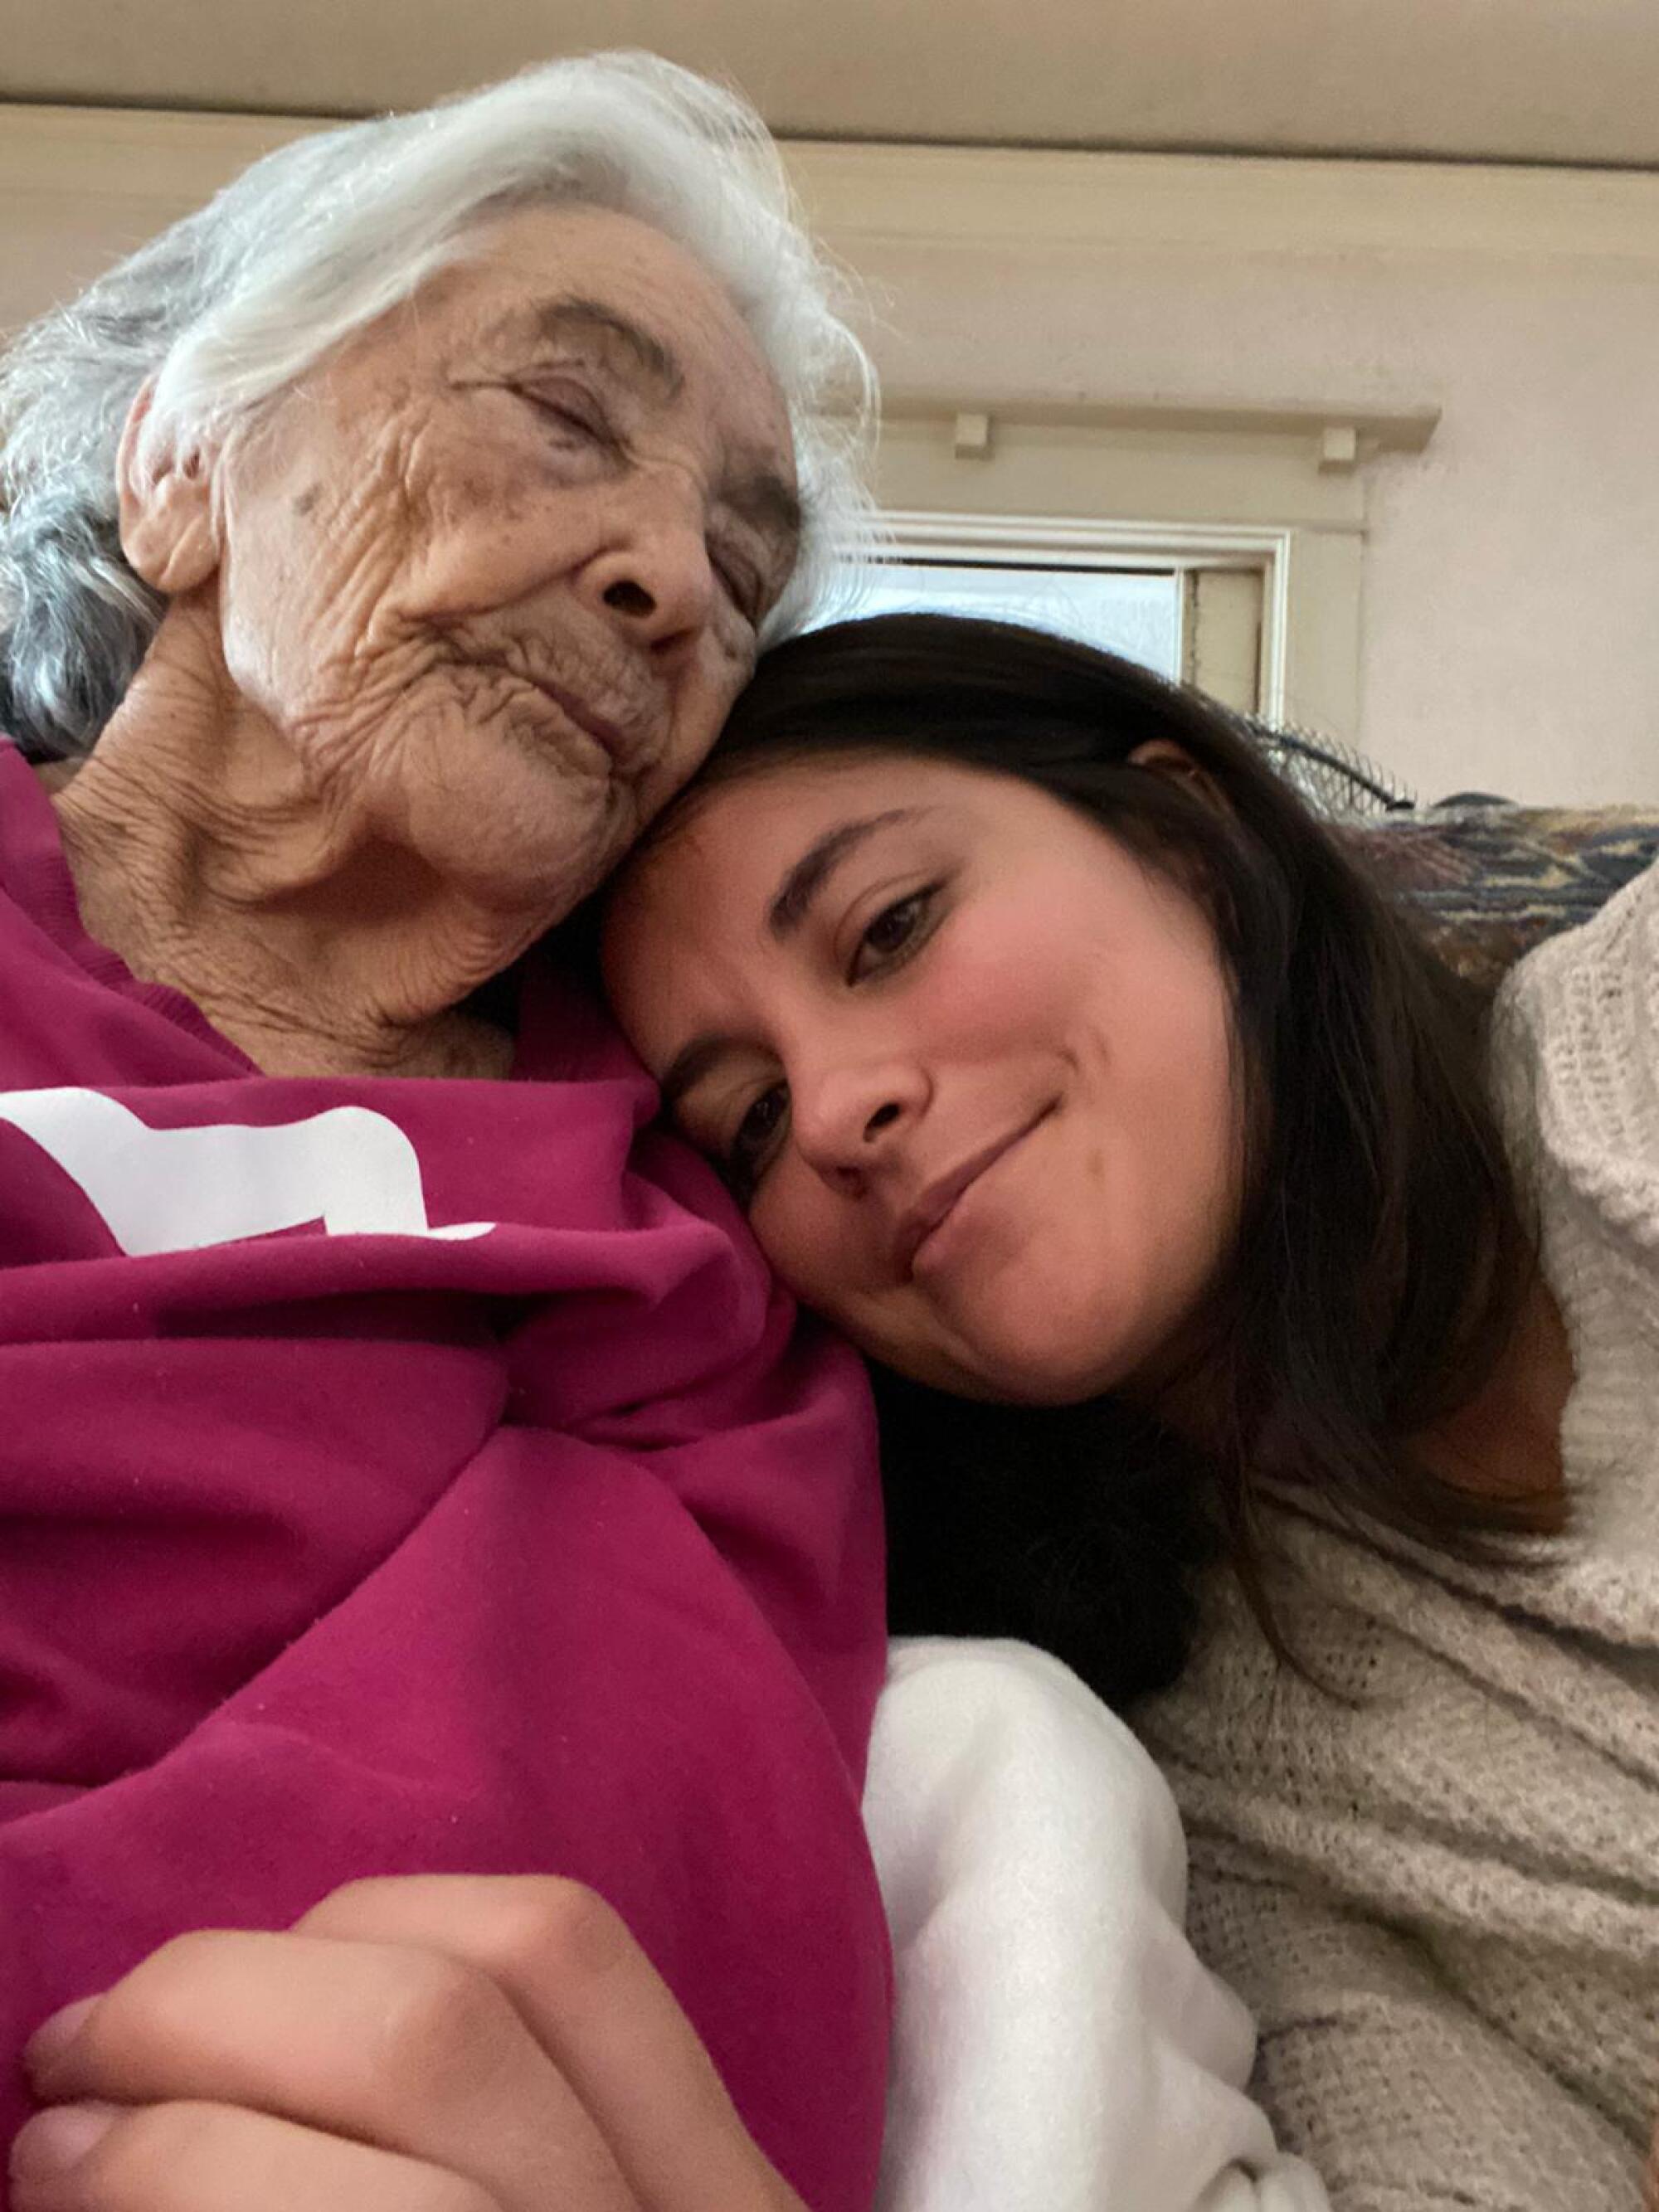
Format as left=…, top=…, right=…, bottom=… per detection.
left=4, top=0, right=1658, bottom=168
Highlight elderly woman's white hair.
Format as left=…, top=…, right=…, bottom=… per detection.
left=0, top=51, right=875, bottom=761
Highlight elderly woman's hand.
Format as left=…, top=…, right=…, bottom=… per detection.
left=12, top=1876, right=807, bottom=2212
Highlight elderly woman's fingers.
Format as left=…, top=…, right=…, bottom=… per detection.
left=295, top=1875, right=805, bottom=2212
left=22, top=1928, right=639, bottom=2212
left=10, top=2097, right=505, bottom=2212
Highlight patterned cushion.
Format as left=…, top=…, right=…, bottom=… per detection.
left=1336, top=806, right=1659, bottom=991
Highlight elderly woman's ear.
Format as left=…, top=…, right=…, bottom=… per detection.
left=116, top=379, right=221, bottom=596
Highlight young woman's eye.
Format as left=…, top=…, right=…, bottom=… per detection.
left=726, top=1082, right=789, bottom=1199
left=851, top=887, right=937, bottom=980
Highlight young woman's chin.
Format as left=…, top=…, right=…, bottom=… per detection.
left=843, top=1293, right=1166, bottom=1412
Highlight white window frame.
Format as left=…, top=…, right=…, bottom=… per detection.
left=860, top=509, right=1288, bottom=720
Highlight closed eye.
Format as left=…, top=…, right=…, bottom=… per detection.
left=516, top=382, right=616, bottom=448
left=709, top=545, right=766, bottom=626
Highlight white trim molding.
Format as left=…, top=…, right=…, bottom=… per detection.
left=792, top=140, right=1659, bottom=266
left=877, top=394, right=1440, bottom=479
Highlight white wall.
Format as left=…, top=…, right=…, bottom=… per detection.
left=800, top=148, right=1659, bottom=807
left=3, top=114, right=1657, bottom=805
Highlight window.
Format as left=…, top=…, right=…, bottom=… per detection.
left=835, top=400, right=1440, bottom=748
left=836, top=512, right=1272, bottom=716
left=846, top=558, right=1181, bottom=678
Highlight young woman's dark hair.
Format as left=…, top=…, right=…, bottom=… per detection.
left=680, top=612, right=1559, bottom=1704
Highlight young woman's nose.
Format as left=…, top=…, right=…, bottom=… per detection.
left=791, top=1059, right=931, bottom=1189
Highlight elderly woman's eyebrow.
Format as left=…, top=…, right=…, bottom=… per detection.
left=513, top=296, right=685, bottom=400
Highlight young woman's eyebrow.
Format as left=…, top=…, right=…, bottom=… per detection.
left=766, top=809, right=924, bottom=941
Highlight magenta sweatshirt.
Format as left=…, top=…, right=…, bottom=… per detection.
left=0, top=743, right=890, bottom=2210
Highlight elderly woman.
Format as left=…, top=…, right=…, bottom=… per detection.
left=0, top=55, right=893, bottom=2212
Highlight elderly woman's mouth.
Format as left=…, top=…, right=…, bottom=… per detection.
left=467, top=653, right=656, bottom=775
left=521, top=673, right=644, bottom=769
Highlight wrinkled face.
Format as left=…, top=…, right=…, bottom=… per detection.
left=160, top=204, right=799, bottom=920
left=603, top=754, right=1243, bottom=1404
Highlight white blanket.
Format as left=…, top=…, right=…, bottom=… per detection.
left=866, top=1640, right=1330, bottom=2212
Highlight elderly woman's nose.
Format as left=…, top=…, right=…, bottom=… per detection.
left=582, top=497, right=718, bottom=650
left=791, top=1057, right=931, bottom=1184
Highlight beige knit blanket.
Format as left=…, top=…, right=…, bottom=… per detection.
left=1137, top=857, right=1659, bottom=2212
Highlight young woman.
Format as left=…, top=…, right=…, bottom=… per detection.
left=601, top=613, right=1659, bottom=2212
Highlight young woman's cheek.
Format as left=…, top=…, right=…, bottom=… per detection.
left=750, top=1169, right=838, bottom=1302
left=915, top=907, right=1078, bottom=1056
left=760, top=1169, right=891, bottom=1329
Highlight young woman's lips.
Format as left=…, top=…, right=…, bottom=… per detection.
left=897, top=1107, right=1053, bottom=1281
